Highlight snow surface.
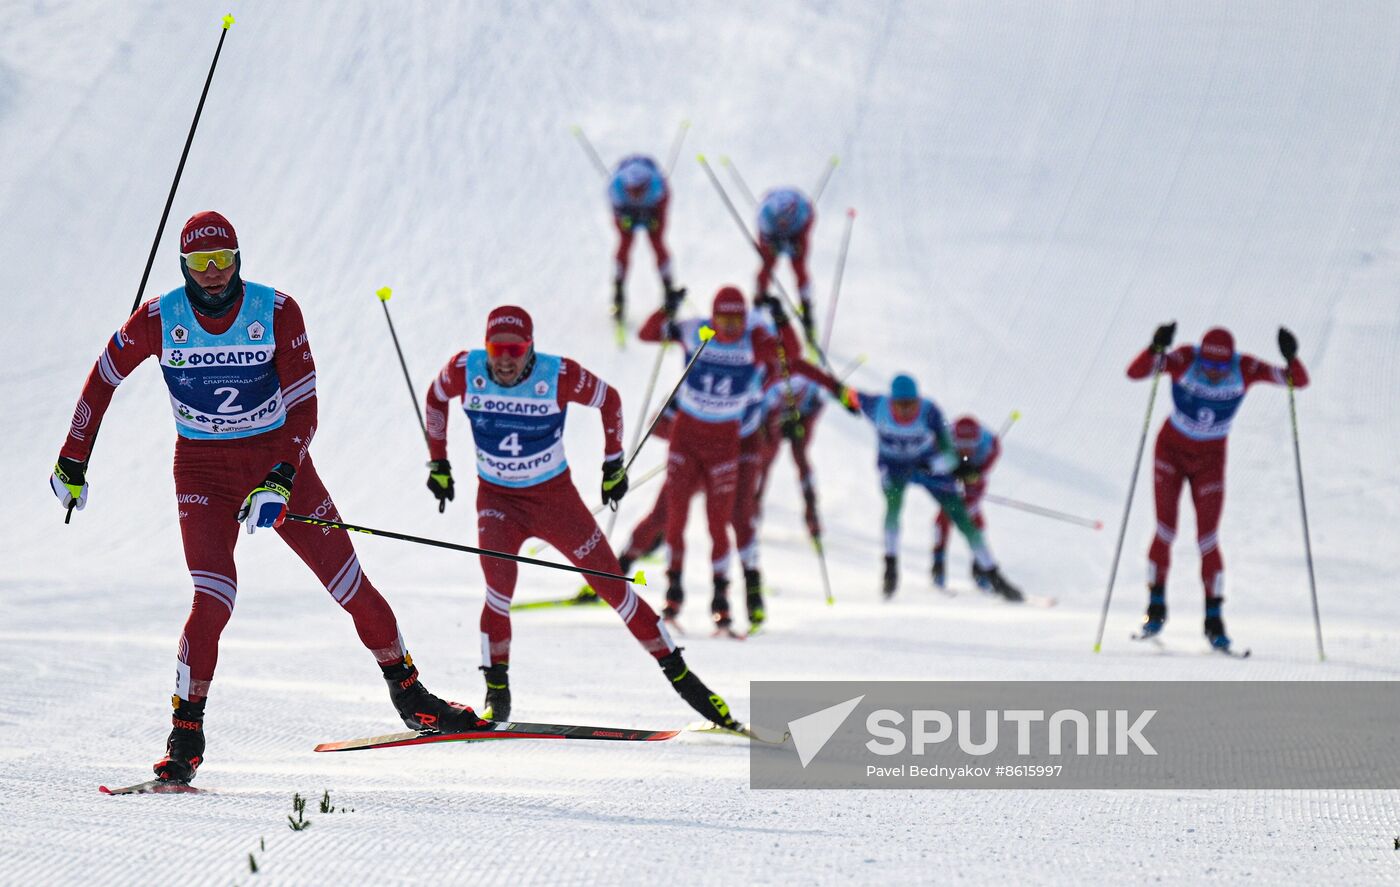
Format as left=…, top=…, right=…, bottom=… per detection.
left=3, top=1, right=1399, bottom=884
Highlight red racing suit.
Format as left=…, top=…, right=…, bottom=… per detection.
left=425, top=349, right=674, bottom=667
left=1126, top=344, right=1310, bottom=599
left=60, top=286, right=406, bottom=702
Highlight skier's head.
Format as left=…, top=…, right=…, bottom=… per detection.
left=953, top=416, right=981, bottom=453
left=179, top=211, right=242, bottom=317
left=1198, top=327, right=1235, bottom=380
left=711, top=286, right=748, bottom=342
left=485, top=305, right=534, bottom=386
left=620, top=160, right=654, bottom=201
left=890, top=373, right=920, bottom=423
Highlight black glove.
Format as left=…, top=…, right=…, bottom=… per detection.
left=663, top=286, right=686, bottom=319
left=757, top=292, right=788, bottom=328
left=1151, top=322, right=1176, bottom=354
left=781, top=412, right=805, bottom=442
left=601, top=457, right=628, bottom=509
left=236, top=462, right=296, bottom=534
left=837, top=385, right=860, bottom=415
left=1278, top=327, right=1298, bottom=362
left=51, top=455, right=89, bottom=511
left=426, top=459, right=454, bottom=512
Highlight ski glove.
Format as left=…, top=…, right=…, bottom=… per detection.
left=781, top=413, right=806, bottom=442
left=837, top=385, right=861, bottom=414
left=759, top=293, right=789, bottom=328
left=426, top=459, right=454, bottom=512
left=663, top=286, right=687, bottom=319
left=1151, top=322, right=1176, bottom=354
left=953, top=457, right=981, bottom=484
left=50, top=456, right=89, bottom=511
left=237, top=462, right=295, bottom=534
left=1278, top=327, right=1299, bottom=362
left=601, top=457, right=628, bottom=509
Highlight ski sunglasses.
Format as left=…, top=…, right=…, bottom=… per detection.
left=182, top=248, right=238, bottom=272
left=484, top=338, right=533, bottom=359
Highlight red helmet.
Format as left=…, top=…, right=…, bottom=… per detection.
left=953, top=416, right=981, bottom=449
left=710, top=286, right=747, bottom=342
left=1200, top=327, right=1234, bottom=363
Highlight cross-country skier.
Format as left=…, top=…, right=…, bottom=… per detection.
left=755, top=188, right=818, bottom=342
left=933, top=415, right=1001, bottom=590
left=847, top=374, right=1023, bottom=601
left=48, top=212, right=485, bottom=786
left=1126, top=323, right=1309, bottom=650
left=638, top=286, right=850, bottom=633
left=422, top=305, right=740, bottom=730
left=609, top=154, right=683, bottom=324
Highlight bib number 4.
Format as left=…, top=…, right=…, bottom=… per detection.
left=499, top=432, right=523, bottom=456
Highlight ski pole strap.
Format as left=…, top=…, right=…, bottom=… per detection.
left=283, top=514, right=647, bottom=586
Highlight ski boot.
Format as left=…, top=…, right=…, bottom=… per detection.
left=1204, top=598, right=1231, bottom=651
left=382, top=657, right=488, bottom=734
left=711, top=575, right=740, bottom=638
left=802, top=487, right=822, bottom=539
left=663, top=284, right=687, bottom=317
left=658, top=649, right=740, bottom=731
left=974, top=564, right=1024, bottom=603
left=744, top=567, right=766, bottom=633
left=153, top=696, right=205, bottom=784
left=611, top=278, right=626, bottom=322
left=618, top=554, right=634, bottom=576
left=972, top=563, right=992, bottom=591
left=662, top=570, right=684, bottom=622
left=932, top=550, right=946, bottom=589
left=1139, top=585, right=1167, bottom=638
left=480, top=663, right=510, bottom=722
left=883, top=555, right=898, bottom=597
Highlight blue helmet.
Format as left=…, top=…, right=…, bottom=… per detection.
left=891, top=374, right=918, bottom=401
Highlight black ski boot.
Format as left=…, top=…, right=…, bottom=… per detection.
left=480, top=663, right=510, bottom=722
left=153, top=696, right=205, bottom=783
left=658, top=649, right=740, bottom=730
left=802, top=487, right=822, bottom=538
left=744, top=568, right=766, bottom=632
left=662, top=570, right=684, bottom=621
left=382, top=658, right=488, bottom=734
left=883, top=555, right=898, bottom=597
left=1204, top=597, right=1231, bottom=651
left=711, top=575, right=735, bottom=634
left=1141, top=584, right=1167, bottom=637
left=975, top=564, right=1024, bottom=602
left=611, top=278, right=625, bottom=321
left=932, top=550, right=946, bottom=589
left=618, top=554, right=634, bottom=576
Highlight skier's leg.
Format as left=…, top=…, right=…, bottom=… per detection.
left=646, top=195, right=674, bottom=289
left=881, top=468, right=908, bottom=558
left=613, top=216, right=635, bottom=289
left=1191, top=448, right=1227, bottom=602
left=703, top=443, right=741, bottom=579
left=621, top=481, right=669, bottom=565
left=790, top=410, right=822, bottom=537
left=732, top=434, right=763, bottom=572
left=756, top=240, right=778, bottom=295
left=922, top=475, right=994, bottom=571
left=1149, top=432, right=1185, bottom=589
left=663, top=442, right=701, bottom=614
left=475, top=488, right=531, bottom=669
left=539, top=486, right=675, bottom=659
left=275, top=458, right=405, bottom=664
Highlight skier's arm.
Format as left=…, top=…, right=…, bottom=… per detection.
left=637, top=309, right=680, bottom=343
left=978, top=433, right=1002, bottom=473
left=1241, top=354, right=1310, bottom=391
left=1126, top=345, right=1191, bottom=381
left=558, top=359, right=624, bottom=461
left=425, top=352, right=468, bottom=462
left=59, top=301, right=162, bottom=462
left=271, top=295, right=318, bottom=468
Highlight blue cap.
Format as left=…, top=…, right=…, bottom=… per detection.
left=891, top=374, right=918, bottom=400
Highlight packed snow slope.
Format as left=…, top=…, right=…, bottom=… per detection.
left=3, top=1, right=1399, bottom=884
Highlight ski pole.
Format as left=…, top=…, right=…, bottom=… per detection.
left=1093, top=358, right=1165, bottom=652
left=66, top=13, right=236, bottom=525
left=373, top=287, right=446, bottom=512
left=696, top=154, right=834, bottom=373
left=983, top=494, right=1102, bottom=530
left=569, top=125, right=610, bottom=180
left=838, top=354, right=867, bottom=383
left=996, top=410, right=1022, bottom=439
left=812, top=155, right=840, bottom=205
left=283, top=514, right=647, bottom=586
left=813, top=537, right=836, bottom=606
left=1285, top=367, right=1324, bottom=661
left=719, top=156, right=759, bottom=209
left=822, top=208, right=856, bottom=354
left=664, top=120, right=691, bottom=178
left=532, top=462, right=668, bottom=557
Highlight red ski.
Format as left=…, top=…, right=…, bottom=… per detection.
left=315, top=720, right=679, bottom=753
left=99, top=779, right=203, bottom=796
